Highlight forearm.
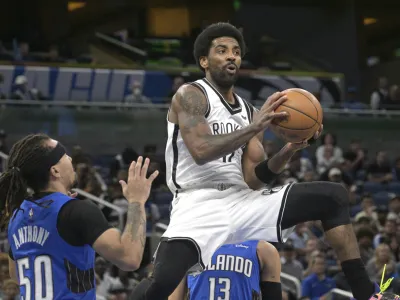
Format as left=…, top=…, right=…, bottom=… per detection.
left=120, top=202, right=147, bottom=268
left=267, top=144, right=297, bottom=174
left=194, top=125, right=259, bottom=164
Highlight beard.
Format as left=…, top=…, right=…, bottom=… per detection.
left=209, top=65, right=239, bottom=89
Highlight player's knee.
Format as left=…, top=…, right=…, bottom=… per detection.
left=321, top=182, right=351, bottom=230
left=325, top=182, right=349, bottom=208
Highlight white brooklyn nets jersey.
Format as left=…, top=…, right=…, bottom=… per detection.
left=165, top=78, right=256, bottom=193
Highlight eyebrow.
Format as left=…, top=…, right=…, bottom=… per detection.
left=214, top=44, right=241, bottom=50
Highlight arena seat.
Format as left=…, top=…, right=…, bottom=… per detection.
left=363, top=181, right=385, bottom=194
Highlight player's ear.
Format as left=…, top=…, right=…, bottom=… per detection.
left=200, top=56, right=208, bottom=70
left=50, top=165, right=61, bottom=178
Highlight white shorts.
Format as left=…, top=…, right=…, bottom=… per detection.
left=161, top=183, right=295, bottom=268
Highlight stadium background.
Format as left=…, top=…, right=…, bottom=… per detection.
left=1, top=0, right=400, bottom=299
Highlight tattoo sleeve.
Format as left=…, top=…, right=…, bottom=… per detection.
left=176, top=86, right=259, bottom=164
left=122, top=203, right=146, bottom=256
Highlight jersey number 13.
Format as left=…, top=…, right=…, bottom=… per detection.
left=17, top=255, right=54, bottom=300
left=209, top=277, right=231, bottom=300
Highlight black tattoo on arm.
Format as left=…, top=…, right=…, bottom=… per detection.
left=125, top=203, right=146, bottom=248
left=176, top=87, right=208, bottom=133
left=176, top=85, right=259, bottom=164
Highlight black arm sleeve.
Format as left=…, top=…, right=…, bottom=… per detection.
left=255, top=160, right=279, bottom=184
left=260, top=281, right=282, bottom=300
left=57, top=199, right=112, bottom=247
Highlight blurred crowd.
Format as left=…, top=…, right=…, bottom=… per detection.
left=0, top=40, right=93, bottom=65
left=276, top=133, right=400, bottom=299
left=1, top=128, right=400, bottom=299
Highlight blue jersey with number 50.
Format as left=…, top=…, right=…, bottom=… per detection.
left=8, top=193, right=96, bottom=300
left=187, top=240, right=261, bottom=300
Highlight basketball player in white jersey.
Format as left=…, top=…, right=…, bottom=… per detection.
left=131, top=22, right=376, bottom=300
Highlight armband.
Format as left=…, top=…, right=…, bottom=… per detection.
left=254, top=160, right=279, bottom=184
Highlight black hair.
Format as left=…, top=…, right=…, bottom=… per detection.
left=193, top=22, right=246, bottom=72
left=0, top=134, right=53, bottom=229
left=320, top=132, right=337, bottom=146
left=356, top=227, right=374, bottom=241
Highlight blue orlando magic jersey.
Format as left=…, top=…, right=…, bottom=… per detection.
left=8, top=193, right=96, bottom=300
left=187, top=240, right=261, bottom=300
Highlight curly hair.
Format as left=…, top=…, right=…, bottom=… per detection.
left=193, top=22, right=246, bottom=72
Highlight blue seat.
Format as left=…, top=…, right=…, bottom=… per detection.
left=350, top=204, right=362, bottom=217
left=363, top=182, right=385, bottom=194
left=372, top=191, right=392, bottom=207
left=388, top=182, right=400, bottom=194
left=355, top=170, right=367, bottom=181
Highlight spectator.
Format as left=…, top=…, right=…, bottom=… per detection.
left=388, top=196, right=400, bottom=220
left=71, top=145, right=91, bottom=167
left=96, top=274, right=107, bottom=300
left=15, top=42, right=35, bottom=62
left=286, top=151, right=314, bottom=180
left=302, top=170, right=317, bottom=182
left=289, top=223, right=312, bottom=256
left=326, top=167, right=354, bottom=189
left=95, top=257, right=120, bottom=299
left=113, top=269, right=140, bottom=294
left=343, top=139, right=366, bottom=176
left=389, top=234, right=400, bottom=262
left=356, top=227, right=375, bottom=263
left=302, top=239, right=321, bottom=275
left=315, top=133, right=343, bottom=173
left=393, top=157, right=400, bottom=181
left=355, top=194, right=381, bottom=231
left=11, top=75, right=45, bottom=100
left=124, top=80, right=151, bottom=104
left=0, top=280, right=19, bottom=300
left=301, top=254, right=336, bottom=300
left=109, top=147, right=139, bottom=180
left=366, top=243, right=398, bottom=283
left=370, top=77, right=389, bottom=110
left=167, top=76, right=185, bottom=99
left=374, top=219, right=397, bottom=248
left=367, top=151, right=393, bottom=183
left=280, top=242, right=304, bottom=282
left=46, top=45, right=66, bottom=63
left=108, top=288, right=128, bottom=300
left=385, top=84, right=400, bottom=110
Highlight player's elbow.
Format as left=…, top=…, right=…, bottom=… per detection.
left=190, top=147, right=209, bottom=165
left=112, top=248, right=142, bottom=271
left=117, top=256, right=141, bottom=271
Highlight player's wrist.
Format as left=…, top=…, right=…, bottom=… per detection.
left=127, top=200, right=146, bottom=207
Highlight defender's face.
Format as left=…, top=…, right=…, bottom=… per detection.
left=47, top=139, right=77, bottom=190
left=201, top=37, right=242, bottom=88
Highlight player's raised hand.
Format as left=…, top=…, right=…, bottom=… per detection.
left=253, top=92, right=289, bottom=131
left=119, top=156, right=159, bottom=204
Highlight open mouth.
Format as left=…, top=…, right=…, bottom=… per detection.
left=225, top=64, right=237, bottom=74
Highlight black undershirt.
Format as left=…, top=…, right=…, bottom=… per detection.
left=9, top=198, right=111, bottom=259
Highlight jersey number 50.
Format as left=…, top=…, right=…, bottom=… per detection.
left=209, top=277, right=231, bottom=300
left=17, top=255, right=54, bottom=300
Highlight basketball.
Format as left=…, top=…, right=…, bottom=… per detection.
left=270, top=88, right=323, bottom=143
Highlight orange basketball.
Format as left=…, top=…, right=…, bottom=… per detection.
left=270, top=88, right=323, bottom=143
